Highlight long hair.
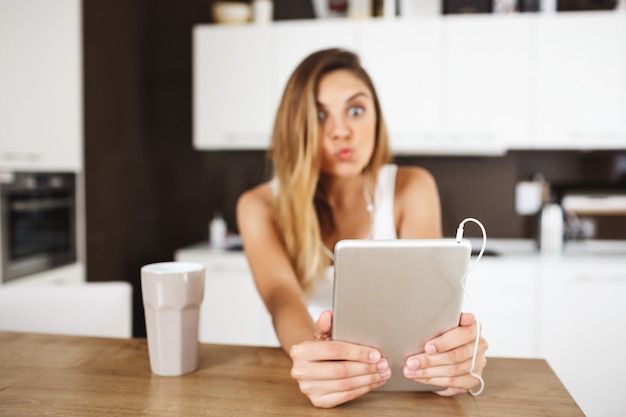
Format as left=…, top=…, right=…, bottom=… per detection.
left=269, top=48, right=392, bottom=292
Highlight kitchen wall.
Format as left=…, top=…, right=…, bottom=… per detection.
left=83, top=0, right=625, bottom=336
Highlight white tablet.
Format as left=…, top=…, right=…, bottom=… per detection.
left=331, top=238, right=471, bottom=392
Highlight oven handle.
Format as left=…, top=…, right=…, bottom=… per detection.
left=11, top=198, right=74, bottom=211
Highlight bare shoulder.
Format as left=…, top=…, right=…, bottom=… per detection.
left=236, top=182, right=275, bottom=231
left=395, top=165, right=438, bottom=197
left=394, top=165, right=442, bottom=238
left=237, top=182, right=273, bottom=213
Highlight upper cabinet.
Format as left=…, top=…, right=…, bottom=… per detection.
left=193, top=24, right=272, bottom=149
left=193, top=20, right=358, bottom=150
left=0, top=0, right=82, bottom=171
left=359, top=18, right=444, bottom=154
left=443, top=16, right=531, bottom=153
left=533, top=13, right=626, bottom=150
left=193, top=13, right=626, bottom=154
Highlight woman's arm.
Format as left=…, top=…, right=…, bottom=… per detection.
left=236, top=185, right=314, bottom=351
left=237, top=186, right=391, bottom=407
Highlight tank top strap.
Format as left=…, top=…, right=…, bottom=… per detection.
left=371, top=164, right=398, bottom=240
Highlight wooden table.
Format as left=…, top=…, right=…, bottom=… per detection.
left=0, top=332, right=583, bottom=416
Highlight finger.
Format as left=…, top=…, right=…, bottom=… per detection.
left=314, top=310, right=333, bottom=341
left=433, top=386, right=467, bottom=397
left=459, top=312, right=476, bottom=327
left=292, top=358, right=390, bottom=382
left=410, top=336, right=488, bottom=372
left=402, top=352, right=472, bottom=380
left=291, top=339, right=382, bottom=363
left=299, top=371, right=391, bottom=408
left=410, top=372, right=482, bottom=392
left=305, top=377, right=389, bottom=409
left=404, top=356, right=487, bottom=385
left=423, top=321, right=477, bottom=356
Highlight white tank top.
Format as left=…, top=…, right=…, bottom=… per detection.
left=307, top=164, right=398, bottom=321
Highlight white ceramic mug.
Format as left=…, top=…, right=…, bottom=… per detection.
left=141, top=262, right=205, bottom=376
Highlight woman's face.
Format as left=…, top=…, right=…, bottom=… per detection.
left=316, top=69, right=377, bottom=178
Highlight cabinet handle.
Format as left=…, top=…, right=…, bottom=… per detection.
left=569, top=131, right=624, bottom=143
left=1, top=152, right=41, bottom=162
left=575, top=273, right=626, bottom=283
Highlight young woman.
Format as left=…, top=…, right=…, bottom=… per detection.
left=237, top=48, right=488, bottom=408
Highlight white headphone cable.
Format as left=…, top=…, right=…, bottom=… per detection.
left=456, top=217, right=486, bottom=396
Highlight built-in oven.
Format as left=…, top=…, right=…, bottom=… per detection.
left=0, top=171, right=77, bottom=283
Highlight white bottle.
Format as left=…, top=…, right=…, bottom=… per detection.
left=540, top=204, right=564, bottom=255
left=210, top=213, right=227, bottom=249
left=252, top=0, right=273, bottom=23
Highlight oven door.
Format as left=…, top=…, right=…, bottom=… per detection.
left=1, top=173, right=77, bottom=283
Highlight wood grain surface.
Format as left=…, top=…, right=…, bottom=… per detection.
left=0, top=332, right=584, bottom=416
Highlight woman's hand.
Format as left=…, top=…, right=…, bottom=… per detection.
left=289, top=310, right=392, bottom=408
left=402, top=313, right=488, bottom=396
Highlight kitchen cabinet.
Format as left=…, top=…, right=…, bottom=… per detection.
left=443, top=15, right=531, bottom=153
left=463, top=256, right=541, bottom=358
left=174, top=244, right=279, bottom=347
left=358, top=18, right=444, bottom=154
left=270, top=20, right=358, bottom=113
left=193, top=20, right=357, bottom=150
left=533, top=13, right=626, bottom=150
left=193, top=13, right=626, bottom=153
left=0, top=0, right=82, bottom=171
left=539, top=256, right=626, bottom=417
left=193, top=24, right=272, bottom=150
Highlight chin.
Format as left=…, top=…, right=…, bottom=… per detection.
left=325, top=161, right=367, bottom=178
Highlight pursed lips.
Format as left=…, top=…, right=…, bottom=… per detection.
left=336, top=147, right=353, bottom=160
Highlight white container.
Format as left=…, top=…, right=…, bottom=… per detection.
left=540, top=204, right=564, bottom=255
left=515, top=180, right=544, bottom=215
left=252, top=0, right=273, bottom=23
left=210, top=213, right=227, bottom=248
left=348, top=0, right=372, bottom=18
left=141, top=262, right=205, bottom=376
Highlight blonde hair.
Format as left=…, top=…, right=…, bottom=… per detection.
left=269, top=48, right=392, bottom=292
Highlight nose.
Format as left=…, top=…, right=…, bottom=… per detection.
left=328, top=115, right=350, bottom=141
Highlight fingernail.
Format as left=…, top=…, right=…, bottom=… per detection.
left=406, top=357, right=420, bottom=370
left=403, top=367, right=416, bottom=377
left=369, top=351, right=381, bottom=362
left=377, top=359, right=389, bottom=371
left=380, top=368, right=392, bottom=379
left=425, top=344, right=437, bottom=354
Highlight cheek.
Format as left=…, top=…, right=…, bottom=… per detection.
left=319, top=137, right=334, bottom=166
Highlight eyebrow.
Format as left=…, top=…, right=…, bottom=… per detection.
left=316, top=91, right=371, bottom=108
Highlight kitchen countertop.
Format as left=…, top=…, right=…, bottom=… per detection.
left=0, top=331, right=585, bottom=416
left=180, top=238, right=626, bottom=260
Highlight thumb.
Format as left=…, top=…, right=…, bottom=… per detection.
left=314, top=310, right=333, bottom=341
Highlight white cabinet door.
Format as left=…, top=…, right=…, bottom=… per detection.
left=463, top=257, right=540, bottom=358
left=175, top=247, right=279, bottom=347
left=200, top=256, right=278, bottom=346
left=0, top=0, right=82, bottom=171
left=539, top=257, right=626, bottom=417
left=193, top=20, right=357, bottom=151
left=534, top=13, right=626, bottom=150
left=270, top=20, right=359, bottom=118
left=193, top=24, right=272, bottom=150
left=359, top=18, right=443, bottom=154
left=443, top=15, right=532, bottom=154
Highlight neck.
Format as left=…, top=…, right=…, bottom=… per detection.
left=321, top=173, right=367, bottom=209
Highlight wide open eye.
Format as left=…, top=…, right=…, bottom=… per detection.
left=348, top=106, right=365, bottom=117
